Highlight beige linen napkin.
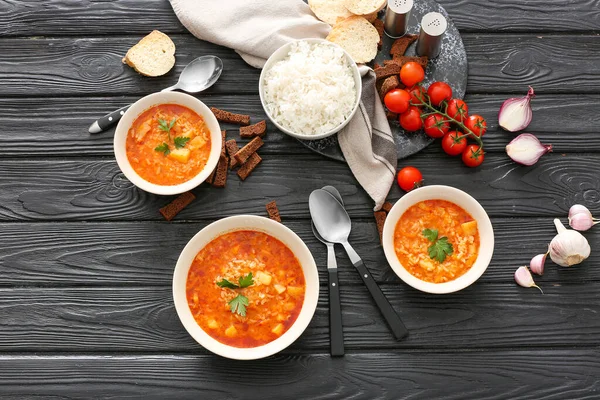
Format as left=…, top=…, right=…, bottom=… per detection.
left=170, top=0, right=397, bottom=210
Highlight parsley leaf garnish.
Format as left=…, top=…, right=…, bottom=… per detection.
left=422, top=228, right=438, bottom=242
left=238, top=272, right=254, bottom=288
left=216, top=279, right=239, bottom=289
left=422, top=228, right=453, bottom=263
left=228, top=294, right=249, bottom=317
left=154, top=142, right=170, bottom=155
left=174, top=136, right=190, bottom=149
left=158, top=118, right=177, bottom=141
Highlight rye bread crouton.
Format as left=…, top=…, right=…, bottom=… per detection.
left=237, top=152, right=262, bottom=181
left=378, top=75, right=400, bottom=102
left=210, top=107, right=251, bottom=126
left=389, top=34, right=418, bottom=57
left=234, top=137, right=264, bottom=164
left=240, top=120, right=267, bottom=138
left=375, top=63, right=401, bottom=80
left=159, top=192, right=196, bottom=221
left=211, top=155, right=229, bottom=188
left=372, top=18, right=384, bottom=49
left=225, top=139, right=241, bottom=169
left=386, top=56, right=429, bottom=70
left=265, top=200, right=282, bottom=223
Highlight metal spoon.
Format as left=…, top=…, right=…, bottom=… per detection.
left=88, top=55, right=224, bottom=133
left=311, top=186, right=345, bottom=356
left=309, top=189, right=409, bottom=340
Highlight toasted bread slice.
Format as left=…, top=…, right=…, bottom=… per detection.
left=344, top=0, right=386, bottom=16
left=327, top=16, right=379, bottom=63
left=309, top=0, right=353, bottom=25
left=122, top=30, right=175, bottom=77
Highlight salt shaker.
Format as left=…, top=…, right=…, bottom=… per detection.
left=416, top=12, right=448, bottom=58
left=384, top=0, right=414, bottom=38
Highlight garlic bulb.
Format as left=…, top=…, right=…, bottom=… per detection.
left=549, top=219, right=591, bottom=267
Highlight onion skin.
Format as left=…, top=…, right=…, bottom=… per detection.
left=498, top=86, right=535, bottom=132
left=505, top=133, right=552, bottom=166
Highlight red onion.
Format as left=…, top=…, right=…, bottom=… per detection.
left=498, top=86, right=535, bottom=132
left=505, top=133, right=552, bottom=166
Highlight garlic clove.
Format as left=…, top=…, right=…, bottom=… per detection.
left=569, top=212, right=597, bottom=232
left=498, top=86, right=535, bottom=132
left=568, top=204, right=592, bottom=220
left=505, top=133, right=552, bottom=166
left=549, top=219, right=591, bottom=267
left=514, top=266, right=543, bottom=293
left=529, top=252, right=547, bottom=275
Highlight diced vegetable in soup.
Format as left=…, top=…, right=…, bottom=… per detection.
left=394, top=200, right=480, bottom=283
left=186, top=230, right=306, bottom=348
left=126, top=104, right=212, bottom=185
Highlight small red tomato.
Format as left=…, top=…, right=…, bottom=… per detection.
left=441, top=131, right=467, bottom=156
left=397, top=166, right=423, bottom=192
left=423, top=114, right=450, bottom=138
left=427, top=82, right=453, bottom=107
left=446, top=99, right=469, bottom=123
left=400, top=62, right=425, bottom=87
left=384, top=89, right=411, bottom=114
left=465, top=114, right=487, bottom=137
left=399, top=106, right=423, bottom=131
left=408, top=85, right=426, bottom=106
left=462, top=144, right=485, bottom=167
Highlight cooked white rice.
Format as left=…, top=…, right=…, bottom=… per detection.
left=263, top=41, right=357, bottom=136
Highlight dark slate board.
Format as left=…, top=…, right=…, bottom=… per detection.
left=298, top=0, right=467, bottom=161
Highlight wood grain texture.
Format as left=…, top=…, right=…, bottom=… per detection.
left=0, top=351, right=599, bottom=399
left=0, top=284, right=599, bottom=352
left=1, top=0, right=599, bottom=36
left=0, top=153, right=598, bottom=221
left=0, top=219, right=597, bottom=287
left=2, top=93, right=600, bottom=157
left=2, top=35, right=600, bottom=97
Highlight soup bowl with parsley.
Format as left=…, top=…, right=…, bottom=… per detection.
left=173, top=215, right=320, bottom=360
left=114, top=91, right=222, bottom=195
left=382, top=185, right=494, bottom=294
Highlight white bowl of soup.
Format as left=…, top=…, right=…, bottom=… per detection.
left=382, top=185, right=494, bottom=294
left=114, top=91, right=222, bottom=195
left=173, top=215, right=320, bottom=360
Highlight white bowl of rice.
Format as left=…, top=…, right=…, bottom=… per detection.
left=259, top=39, right=361, bottom=140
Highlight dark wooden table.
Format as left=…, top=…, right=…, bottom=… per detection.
left=1, top=1, right=599, bottom=398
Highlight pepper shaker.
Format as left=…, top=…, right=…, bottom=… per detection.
left=416, top=12, right=448, bottom=58
left=384, top=0, right=414, bottom=38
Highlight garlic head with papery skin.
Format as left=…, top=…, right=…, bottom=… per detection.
left=549, top=219, right=591, bottom=267
left=498, top=86, right=535, bottom=132
left=514, top=266, right=543, bottom=293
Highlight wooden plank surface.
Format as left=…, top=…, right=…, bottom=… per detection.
left=0, top=351, right=598, bottom=400
left=0, top=153, right=598, bottom=221
left=2, top=34, right=600, bottom=97
left=0, top=284, right=598, bottom=352
left=2, top=93, right=600, bottom=157
left=0, top=219, right=597, bottom=287
left=2, top=0, right=599, bottom=36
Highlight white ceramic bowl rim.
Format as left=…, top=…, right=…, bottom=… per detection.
left=382, top=185, right=495, bottom=294
left=259, top=38, right=362, bottom=140
left=113, top=91, right=222, bottom=195
left=172, top=215, right=320, bottom=360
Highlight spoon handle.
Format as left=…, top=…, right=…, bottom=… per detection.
left=353, top=259, right=409, bottom=341
left=88, top=104, right=131, bottom=134
left=328, top=268, right=345, bottom=356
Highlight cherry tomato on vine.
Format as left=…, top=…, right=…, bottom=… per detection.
left=408, top=85, right=426, bottom=106
left=399, top=106, right=423, bottom=132
left=441, top=131, right=467, bottom=156
left=397, top=166, right=423, bottom=192
left=465, top=114, right=487, bottom=137
left=462, top=145, right=485, bottom=167
left=423, top=114, right=450, bottom=138
left=384, top=88, right=411, bottom=114
left=447, top=99, right=469, bottom=123
left=427, top=82, right=452, bottom=107
left=400, top=62, right=425, bottom=87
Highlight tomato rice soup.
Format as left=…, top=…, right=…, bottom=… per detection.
left=126, top=104, right=212, bottom=185
left=393, top=200, right=480, bottom=283
left=186, top=230, right=306, bottom=348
